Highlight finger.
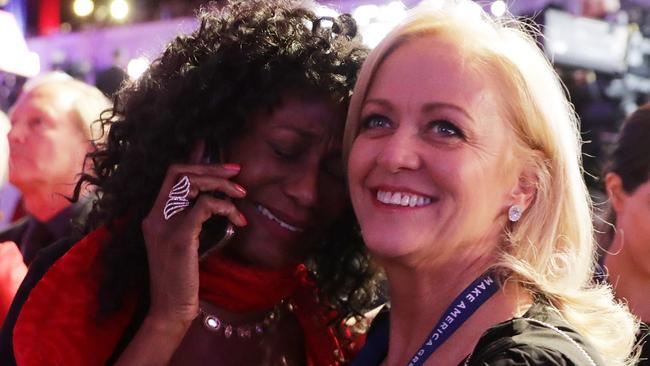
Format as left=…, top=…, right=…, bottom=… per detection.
left=166, top=163, right=241, bottom=183
left=153, top=163, right=241, bottom=211
left=184, top=174, right=246, bottom=200
left=188, top=195, right=247, bottom=227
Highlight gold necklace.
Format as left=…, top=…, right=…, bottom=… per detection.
left=198, top=301, right=289, bottom=339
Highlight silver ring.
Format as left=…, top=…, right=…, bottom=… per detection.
left=163, top=175, right=191, bottom=220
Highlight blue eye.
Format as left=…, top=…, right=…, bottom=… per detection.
left=361, top=115, right=392, bottom=130
left=430, top=120, right=463, bottom=138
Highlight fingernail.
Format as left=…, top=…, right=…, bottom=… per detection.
left=223, top=163, right=240, bottom=171
left=239, top=213, right=248, bottom=226
left=234, top=184, right=247, bottom=195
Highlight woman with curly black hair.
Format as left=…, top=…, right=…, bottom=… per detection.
left=1, top=1, right=376, bottom=365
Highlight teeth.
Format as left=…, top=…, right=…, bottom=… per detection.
left=256, top=205, right=303, bottom=232
left=376, top=190, right=432, bottom=207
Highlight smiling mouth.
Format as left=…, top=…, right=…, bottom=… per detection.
left=376, top=190, right=433, bottom=207
left=256, top=204, right=304, bottom=233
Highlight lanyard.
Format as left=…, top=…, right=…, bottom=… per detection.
left=407, top=270, right=500, bottom=366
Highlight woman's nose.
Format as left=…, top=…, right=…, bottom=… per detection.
left=284, top=165, right=319, bottom=208
left=376, top=130, right=422, bottom=173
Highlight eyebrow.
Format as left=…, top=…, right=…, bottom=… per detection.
left=274, top=125, right=321, bottom=139
left=363, top=98, right=475, bottom=123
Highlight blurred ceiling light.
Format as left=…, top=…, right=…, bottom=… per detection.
left=360, top=22, right=394, bottom=48
left=354, top=1, right=407, bottom=48
left=352, top=4, right=379, bottom=27
left=458, top=0, right=482, bottom=20
left=127, top=57, right=149, bottom=80
left=110, top=0, right=129, bottom=21
left=73, top=0, right=94, bottom=17
left=378, top=1, right=406, bottom=23
left=0, top=11, right=40, bottom=77
left=94, top=5, right=108, bottom=22
left=421, top=0, right=444, bottom=11
left=314, top=5, right=339, bottom=18
left=490, top=1, right=507, bottom=17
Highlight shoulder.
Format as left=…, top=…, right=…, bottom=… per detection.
left=0, top=217, right=30, bottom=244
left=0, top=236, right=78, bottom=365
left=467, top=303, right=604, bottom=366
left=8, top=227, right=136, bottom=365
left=350, top=308, right=390, bottom=366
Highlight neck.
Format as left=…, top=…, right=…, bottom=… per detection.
left=381, top=255, right=527, bottom=366
left=21, top=182, right=78, bottom=222
left=605, top=234, right=650, bottom=322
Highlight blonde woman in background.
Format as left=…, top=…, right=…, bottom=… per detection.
left=344, top=1, right=639, bottom=365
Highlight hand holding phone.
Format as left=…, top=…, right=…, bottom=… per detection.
left=197, top=142, right=239, bottom=259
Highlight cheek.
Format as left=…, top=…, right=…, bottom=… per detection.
left=347, top=140, right=372, bottom=194
left=25, top=136, right=54, bottom=160
left=629, top=205, right=650, bottom=239
left=231, top=164, right=267, bottom=191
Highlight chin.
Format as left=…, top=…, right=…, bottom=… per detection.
left=363, top=232, right=421, bottom=259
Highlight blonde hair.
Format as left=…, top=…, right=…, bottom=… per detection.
left=343, top=1, right=639, bottom=364
left=24, top=72, right=111, bottom=143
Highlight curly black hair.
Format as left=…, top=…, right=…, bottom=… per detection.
left=75, top=0, right=379, bottom=325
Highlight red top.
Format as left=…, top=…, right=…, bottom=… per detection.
left=0, top=242, right=27, bottom=327
left=13, top=227, right=358, bottom=365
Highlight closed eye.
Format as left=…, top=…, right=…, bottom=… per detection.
left=272, top=146, right=299, bottom=160
left=28, top=117, right=43, bottom=129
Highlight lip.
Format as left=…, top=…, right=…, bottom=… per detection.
left=253, top=202, right=311, bottom=232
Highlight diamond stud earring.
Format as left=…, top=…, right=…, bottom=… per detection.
left=508, top=205, right=523, bottom=222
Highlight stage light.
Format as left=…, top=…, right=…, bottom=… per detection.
left=490, top=1, right=507, bottom=17
left=127, top=57, right=149, bottom=80
left=110, top=0, right=129, bottom=21
left=73, top=0, right=94, bottom=17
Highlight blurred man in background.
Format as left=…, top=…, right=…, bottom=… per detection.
left=0, top=110, right=24, bottom=326
left=0, top=109, right=20, bottom=228
left=0, top=74, right=110, bottom=265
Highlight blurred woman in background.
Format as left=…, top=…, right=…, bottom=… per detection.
left=601, top=104, right=650, bottom=364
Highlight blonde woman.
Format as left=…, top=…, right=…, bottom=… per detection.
left=344, top=1, right=639, bottom=365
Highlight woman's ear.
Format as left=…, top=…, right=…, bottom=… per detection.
left=507, top=151, right=542, bottom=213
left=605, top=172, right=626, bottom=214
left=510, top=168, right=537, bottom=212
